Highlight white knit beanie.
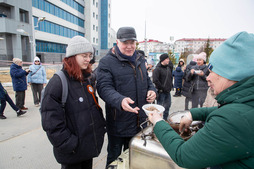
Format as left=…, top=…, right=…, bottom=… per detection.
left=34, top=56, right=40, bottom=62
left=66, top=36, right=93, bottom=58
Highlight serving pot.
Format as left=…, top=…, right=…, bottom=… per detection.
left=129, top=110, right=202, bottom=169
left=167, top=111, right=202, bottom=140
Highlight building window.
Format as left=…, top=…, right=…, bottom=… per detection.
left=34, top=16, right=84, bottom=38
left=96, top=26, right=98, bottom=32
left=93, top=37, right=95, bottom=43
left=93, top=0, right=95, bottom=5
left=93, top=12, right=95, bottom=18
left=93, top=25, right=95, bottom=30
left=96, top=15, right=98, bottom=20
left=19, top=9, right=29, bottom=23
left=96, top=2, right=98, bottom=7
left=96, top=38, right=98, bottom=44
left=33, top=0, right=84, bottom=27
left=36, top=40, right=67, bottom=53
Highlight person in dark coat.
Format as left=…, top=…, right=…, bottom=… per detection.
left=10, top=58, right=30, bottom=110
left=152, top=53, right=173, bottom=120
left=182, top=60, right=196, bottom=110
left=186, top=52, right=209, bottom=108
left=41, top=36, right=106, bottom=169
left=172, top=66, right=184, bottom=97
left=0, top=82, right=26, bottom=119
left=96, top=27, right=157, bottom=166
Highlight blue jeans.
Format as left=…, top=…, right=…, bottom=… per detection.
left=0, top=93, right=19, bottom=115
left=157, top=92, right=171, bottom=120
left=106, top=134, right=132, bottom=167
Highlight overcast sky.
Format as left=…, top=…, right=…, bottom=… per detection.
left=110, top=0, right=254, bottom=42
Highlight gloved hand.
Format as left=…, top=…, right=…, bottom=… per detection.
left=179, top=111, right=193, bottom=133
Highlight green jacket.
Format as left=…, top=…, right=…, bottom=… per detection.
left=154, top=75, right=254, bottom=169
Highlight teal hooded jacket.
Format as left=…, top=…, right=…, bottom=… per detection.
left=154, top=75, right=254, bottom=168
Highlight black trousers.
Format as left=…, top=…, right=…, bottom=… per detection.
left=191, top=90, right=207, bottom=108
left=61, top=159, right=93, bottom=169
left=31, top=83, right=43, bottom=104
left=15, top=91, right=25, bottom=109
left=184, top=96, right=191, bottom=110
left=106, top=134, right=132, bottom=167
left=0, top=93, right=19, bottom=115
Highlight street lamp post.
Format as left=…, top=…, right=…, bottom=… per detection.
left=32, top=16, right=46, bottom=59
left=17, top=17, right=46, bottom=60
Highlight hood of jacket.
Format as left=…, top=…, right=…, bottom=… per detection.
left=10, top=63, right=22, bottom=69
left=176, top=66, right=182, bottom=72
left=216, top=75, right=254, bottom=108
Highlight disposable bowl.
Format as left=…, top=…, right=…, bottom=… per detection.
left=142, top=104, right=165, bottom=116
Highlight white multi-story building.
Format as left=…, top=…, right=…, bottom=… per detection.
left=85, top=0, right=115, bottom=58
left=0, top=0, right=115, bottom=63
left=174, top=38, right=226, bottom=55
left=138, top=39, right=173, bottom=55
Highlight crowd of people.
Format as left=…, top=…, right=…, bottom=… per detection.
left=1, top=27, right=253, bottom=169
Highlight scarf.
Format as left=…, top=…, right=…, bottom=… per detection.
left=115, top=45, right=137, bottom=65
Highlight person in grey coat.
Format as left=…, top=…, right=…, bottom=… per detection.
left=186, top=52, right=209, bottom=108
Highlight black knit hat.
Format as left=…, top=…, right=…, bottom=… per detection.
left=160, top=53, right=169, bottom=62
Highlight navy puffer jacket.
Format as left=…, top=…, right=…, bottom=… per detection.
left=41, top=70, right=106, bottom=164
left=173, top=67, right=184, bottom=88
left=10, top=63, right=28, bottom=91
left=96, top=48, right=156, bottom=137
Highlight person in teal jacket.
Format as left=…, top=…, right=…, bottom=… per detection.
left=148, top=31, right=254, bottom=169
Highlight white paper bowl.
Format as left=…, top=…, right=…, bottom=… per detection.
left=142, top=104, right=165, bottom=116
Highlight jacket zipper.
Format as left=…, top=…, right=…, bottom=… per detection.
left=114, top=108, right=117, bottom=120
left=129, top=62, right=140, bottom=127
left=139, top=67, right=143, bottom=81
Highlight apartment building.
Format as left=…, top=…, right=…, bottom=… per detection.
left=174, top=38, right=226, bottom=55
left=138, top=39, right=173, bottom=55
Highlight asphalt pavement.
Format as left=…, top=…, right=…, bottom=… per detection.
left=0, top=86, right=186, bottom=169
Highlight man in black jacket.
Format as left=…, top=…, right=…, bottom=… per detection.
left=152, top=53, right=173, bottom=120
left=96, top=27, right=157, bottom=166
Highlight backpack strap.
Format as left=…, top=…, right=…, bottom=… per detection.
left=55, top=71, right=68, bottom=108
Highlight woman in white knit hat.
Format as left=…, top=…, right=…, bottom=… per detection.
left=41, top=36, right=106, bottom=169
left=27, top=57, right=47, bottom=107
